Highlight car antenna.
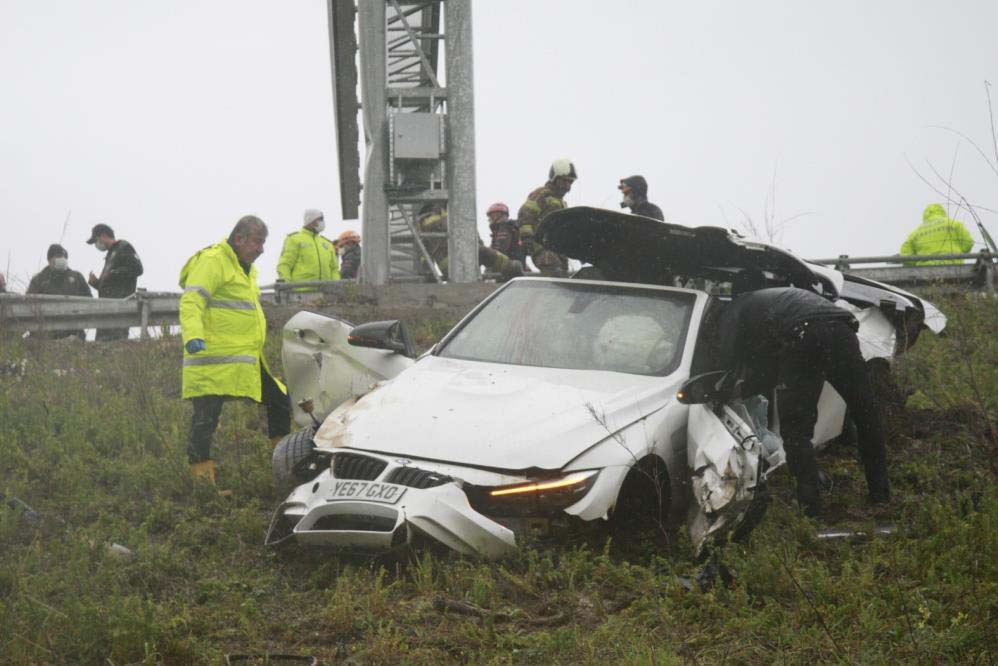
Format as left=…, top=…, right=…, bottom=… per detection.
left=58, top=209, right=72, bottom=244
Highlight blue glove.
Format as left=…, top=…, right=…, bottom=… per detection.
left=185, top=339, right=206, bottom=354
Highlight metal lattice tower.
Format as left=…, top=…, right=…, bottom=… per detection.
left=327, top=0, right=478, bottom=284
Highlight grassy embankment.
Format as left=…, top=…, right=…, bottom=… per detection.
left=0, top=293, right=995, bottom=664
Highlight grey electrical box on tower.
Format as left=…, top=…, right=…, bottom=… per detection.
left=392, top=113, right=444, bottom=160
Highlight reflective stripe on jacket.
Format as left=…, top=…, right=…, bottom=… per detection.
left=276, top=229, right=341, bottom=282
left=516, top=184, right=565, bottom=241
left=900, top=204, right=974, bottom=265
left=178, top=239, right=282, bottom=400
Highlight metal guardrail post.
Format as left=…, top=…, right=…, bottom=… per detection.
left=139, top=291, right=151, bottom=339
left=977, top=249, right=995, bottom=291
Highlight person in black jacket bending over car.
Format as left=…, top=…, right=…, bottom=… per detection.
left=716, top=270, right=890, bottom=517
left=86, top=223, right=144, bottom=340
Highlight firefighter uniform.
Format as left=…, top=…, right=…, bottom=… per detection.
left=517, top=185, right=568, bottom=275
left=417, top=207, right=522, bottom=281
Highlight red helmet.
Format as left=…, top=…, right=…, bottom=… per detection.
left=486, top=202, right=509, bottom=217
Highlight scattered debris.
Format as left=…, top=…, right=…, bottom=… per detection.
left=0, top=359, right=27, bottom=378
left=695, top=555, right=735, bottom=592
left=2, top=493, right=40, bottom=523
left=225, top=655, right=317, bottom=665
left=105, top=542, right=134, bottom=560
left=815, top=524, right=896, bottom=541
left=433, top=595, right=504, bottom=619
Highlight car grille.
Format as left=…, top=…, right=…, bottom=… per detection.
left=312, top=514, right=396, bottom=532
left=331, top=453, right=386, bottom=481
left=385, top=466, right=453, bottom=489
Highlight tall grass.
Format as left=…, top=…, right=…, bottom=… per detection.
left=1, top=298, right=995, bottom=663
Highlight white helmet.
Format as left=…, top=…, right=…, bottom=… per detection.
left=548, top=159, right=578, bottom=181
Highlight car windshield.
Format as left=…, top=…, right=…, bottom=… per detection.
left=438, top=280, right=696, bottom=376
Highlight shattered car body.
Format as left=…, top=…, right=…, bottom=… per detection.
left=267, top=207, right=944, bottom=557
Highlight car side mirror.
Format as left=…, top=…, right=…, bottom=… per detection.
left=348, top=320, right=416, bottom=359
left=677, top=370, right=732, bottom=404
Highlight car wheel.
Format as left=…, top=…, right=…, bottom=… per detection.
left=271, top=427, right=319, bottom=492
left=732, top=481, right=770, bottom=543
left=611, top=456, right=672, bottom=534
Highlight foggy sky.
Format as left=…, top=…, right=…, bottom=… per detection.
left=2, top=0, right=996, bottom=291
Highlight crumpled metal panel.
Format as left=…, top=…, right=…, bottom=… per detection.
left=282, top=311, right=413, bottom=428
left=687, top=402, right=776, bottom=555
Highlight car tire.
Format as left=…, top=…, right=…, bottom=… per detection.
left=271, top=427, right=318, bottom=492
left=611, top=456, right=672, bottom=535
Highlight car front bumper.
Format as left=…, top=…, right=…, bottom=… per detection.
left=266, top=465, right=518, bottom=559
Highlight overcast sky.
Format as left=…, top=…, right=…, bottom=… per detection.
left=2, top=0, right=996, bottom=291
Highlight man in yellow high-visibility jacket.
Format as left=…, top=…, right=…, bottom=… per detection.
left=900, top=203, right=975, bottom=266
left=276, top=209, right=341, bottom=287
left=179, top=215, right=290, bottom=482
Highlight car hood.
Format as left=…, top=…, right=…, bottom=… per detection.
left=313, top=355, right=677, bottom=472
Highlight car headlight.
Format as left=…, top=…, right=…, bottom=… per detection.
left=466, top=470, right=600, bottom=517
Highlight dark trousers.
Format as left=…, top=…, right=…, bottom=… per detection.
left=187, top=367, right=291, bottom=464
left=772, top=320, right=890, bottom=512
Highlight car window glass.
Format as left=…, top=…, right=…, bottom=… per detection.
left=438, top=281, right=695, bottom=376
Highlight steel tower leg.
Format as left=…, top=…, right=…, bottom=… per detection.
left=444, top=0, right=478, bottom=283
left=358, top=0, right=389, bottom=285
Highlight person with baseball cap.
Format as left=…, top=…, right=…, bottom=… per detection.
left=86, top=223, right=143, bottom=340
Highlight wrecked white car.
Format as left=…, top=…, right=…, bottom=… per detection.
left=266, top=207, right=944, bottom=557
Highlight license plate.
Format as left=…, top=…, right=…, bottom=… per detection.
left=327, top=480, right=407, bottom=505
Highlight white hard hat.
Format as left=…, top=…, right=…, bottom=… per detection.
left=549, top=159, right=578, bottom=181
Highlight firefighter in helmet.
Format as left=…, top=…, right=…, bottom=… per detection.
left=517, top=159, right=577, bottom=275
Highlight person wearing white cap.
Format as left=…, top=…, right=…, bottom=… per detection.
left=276, top=209, right=341, bottom=287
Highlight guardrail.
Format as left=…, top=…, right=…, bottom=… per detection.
left=807, top=250, right=996, bottom=290
left=1, top=254, right=993, bottom=336
left=0, top=289, right=181, bottom=337
left=0, top=281, right=499, bottom=336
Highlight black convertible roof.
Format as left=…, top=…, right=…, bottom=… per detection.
left=537, top=206, right=820, bottom=291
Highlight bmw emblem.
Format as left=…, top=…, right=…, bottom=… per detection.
left=394, top=458, right=412, bottom=466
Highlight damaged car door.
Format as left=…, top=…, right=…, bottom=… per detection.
left=678, top=371, right=786, bottom=555
left=281, top=311, right=415, bottom=428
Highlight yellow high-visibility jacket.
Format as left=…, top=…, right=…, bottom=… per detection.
left=276, top=228, right=341, bottom=282
left=178, top=239, right=284, bottom=400
left=900, top=204, right=975, bottom=266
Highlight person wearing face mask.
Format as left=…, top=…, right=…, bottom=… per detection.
left=27, top=243, right=93, bottom=340
left=517, top=159, right=578, bottom=275
left=86, top=223, right=144, bottom=340
left=618, top=175, right=664, bottom=221
left=276, top=209, right=341, bottom=290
